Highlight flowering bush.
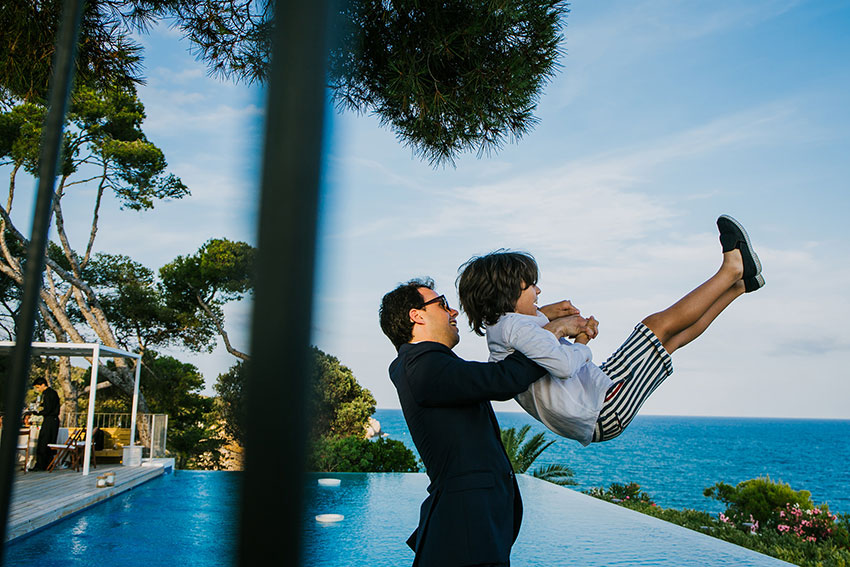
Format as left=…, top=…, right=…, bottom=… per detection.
left=719, top=511, right=761, bottom=533
left=704, top=476, right=813, bottom=530
left=776, top=504, right=838, bottom=543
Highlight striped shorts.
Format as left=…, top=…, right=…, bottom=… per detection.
left=592, top=323, right=674, bottom=443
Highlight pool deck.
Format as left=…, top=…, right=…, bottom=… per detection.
left=7, top=459, right=174, bottom=542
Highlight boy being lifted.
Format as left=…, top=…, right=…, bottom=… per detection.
left=457, top=215, right=764, bottom=445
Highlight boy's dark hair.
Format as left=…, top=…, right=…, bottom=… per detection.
left=32, top=377, right=48, bottom=387
left=379, top=277, right=435, bottom=350
left=457, top=250, right=539, bottom=336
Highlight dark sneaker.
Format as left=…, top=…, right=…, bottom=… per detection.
left=717, top=214, right=762, bottom=279
left=743, top=273, right=765, bottom=293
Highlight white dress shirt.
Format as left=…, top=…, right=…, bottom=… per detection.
left=486, top=311, right=612, bottom=446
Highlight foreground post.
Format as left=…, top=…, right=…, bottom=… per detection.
left=237, top=1, right=330, bottom=566
left=0, top=0, right=85, bottom=552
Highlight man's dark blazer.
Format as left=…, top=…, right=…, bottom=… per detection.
left=389, top=341, right=546, bottom=567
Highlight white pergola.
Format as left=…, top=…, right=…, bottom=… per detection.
left=0, top=341, right=142, bottom=476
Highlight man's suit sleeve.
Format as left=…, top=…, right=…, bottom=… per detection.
left=406, top=348, right=546, bottom=407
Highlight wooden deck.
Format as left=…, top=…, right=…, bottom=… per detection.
left=7, top=462, right=169, bottom=542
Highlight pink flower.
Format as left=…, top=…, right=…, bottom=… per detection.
left=778, top=524, right=790, bottom=533
left=779, top=511, right=785, bottom=518
left=806, top=536, right=817, bottom=543
left=750, top=521, right=759, bottom=534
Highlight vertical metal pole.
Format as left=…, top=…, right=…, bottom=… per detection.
left=0, top=0, right=85, bottom=549
left=82, top=345, right=99, bottom=477
left=237, top=1, right=329, bottom=565
left=129, top=355, right=141, bottom=447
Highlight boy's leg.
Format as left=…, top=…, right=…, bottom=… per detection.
left=641, top=249, right=742, bottom=354
left=593, top=216, right=764, bottom=442
left=643, top=214, right=764, bottom=354
left=642, top=214, right=764, bottom=354
left=594, top=275, right=744, bottom=443
left=663, top=280, right=745, bottom=352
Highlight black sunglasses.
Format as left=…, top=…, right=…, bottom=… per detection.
left=420, top=294, right=451, bottom=312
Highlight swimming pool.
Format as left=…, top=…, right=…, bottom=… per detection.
left=4, top=471, right=239, bottom=567
left=305, top=473, right=794, bottom=566
left=5, top=470, right=793, bottom=566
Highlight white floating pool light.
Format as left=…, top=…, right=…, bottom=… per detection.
left=315, top=514, right=344, bottom=523
left=317, top=478, right=341, bottom=487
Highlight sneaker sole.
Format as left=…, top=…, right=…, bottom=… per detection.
left=744, top=273, right=765, bottom=293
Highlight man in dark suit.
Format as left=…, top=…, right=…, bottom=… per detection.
left=32, top=377, right=60, bottom=471
left=379, top=278, right=582, bottom=567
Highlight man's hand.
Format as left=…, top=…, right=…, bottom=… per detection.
left=539, top=300, right=580, bottom=321
left=543, top=314, right=588, bottom=339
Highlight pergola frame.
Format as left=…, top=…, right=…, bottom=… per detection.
left=0, top=341, right=142, bottom=476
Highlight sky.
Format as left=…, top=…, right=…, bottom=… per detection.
left=5, top=0, right=850, bottom=418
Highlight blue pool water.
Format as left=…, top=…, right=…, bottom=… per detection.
left=4, top=471, right=240, bottom=567
left=304, top=473, right=792, bottom=566
left=375, top=409, right=850, bottom=514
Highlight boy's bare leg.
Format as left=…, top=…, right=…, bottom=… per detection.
left=662, top=280, right=745, bottom=353
left=641, top=249, right=743, bottom=353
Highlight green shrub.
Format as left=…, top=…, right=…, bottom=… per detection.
left=308, top=436, right=419, bottom=473
left=704, top=476, right=814, bottom=530
left=586, top=482, right=655, bottom=506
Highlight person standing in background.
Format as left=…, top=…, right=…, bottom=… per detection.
left=32, top=377, right=60, bottom=471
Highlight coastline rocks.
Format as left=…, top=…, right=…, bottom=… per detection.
left=364, top=417, right=382, bottom=439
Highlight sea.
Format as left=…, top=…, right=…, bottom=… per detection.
left=373, top=408, right=850, bottom=516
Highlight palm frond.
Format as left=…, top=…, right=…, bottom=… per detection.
left=531, top=463, right=577, bottom=486
left=517, top=432, right=555, bottom=473
left=501, top=425, right=557, bottom=474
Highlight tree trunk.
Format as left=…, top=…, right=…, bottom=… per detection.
left=57, top=354, right=76, bottom=426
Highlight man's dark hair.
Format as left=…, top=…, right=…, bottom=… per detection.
left=380, top=277, right=435, bottom=349
left=32, top=377, right=48, bottom=387
left=457, top=250, right=539, bottom=336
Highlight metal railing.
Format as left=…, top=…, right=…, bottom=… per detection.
left=62, top=412, right=168, bottom=458
left=63, top=412, right=154, bottom=429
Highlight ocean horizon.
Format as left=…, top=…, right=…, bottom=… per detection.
left=374, top=409, right=850, bottom=515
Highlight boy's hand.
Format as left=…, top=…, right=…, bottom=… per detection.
left=539, top=300, right=580, bottom=321
left=543, top=314, right=587, bottom=339
left=585, top=316, right=599, bottom=340
left=574, top=332, right=590, bottom=345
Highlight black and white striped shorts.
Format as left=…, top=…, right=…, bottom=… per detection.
left=592, top=323, right=674, bottom=443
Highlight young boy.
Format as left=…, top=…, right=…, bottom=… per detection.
left=457, top=215, right=764, bottom=446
